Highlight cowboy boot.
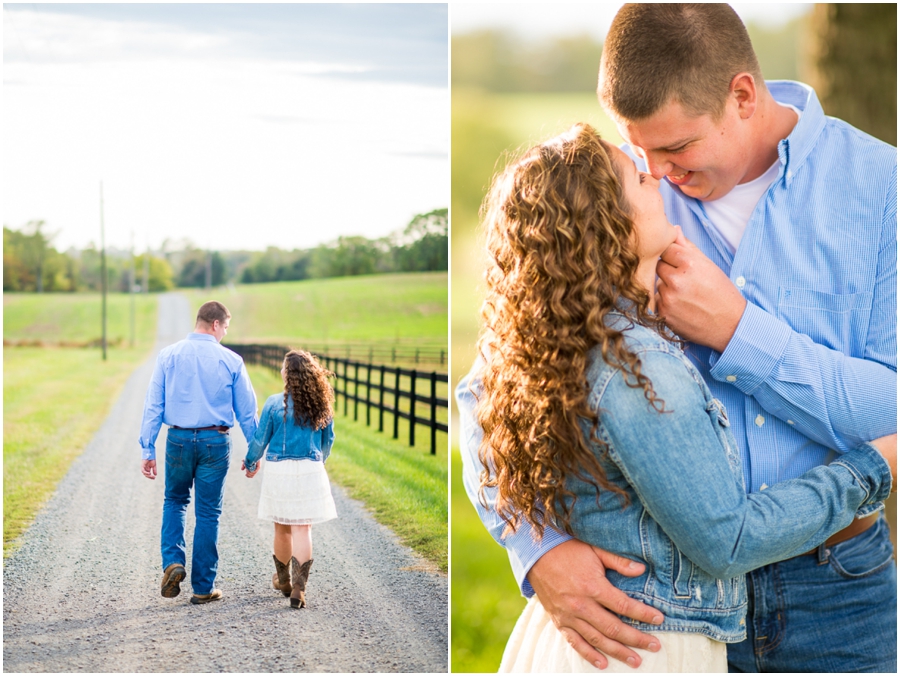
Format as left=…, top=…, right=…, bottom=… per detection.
left=290, top=557, right=313, bottom=608
left=272, top=555, right=291, bottom=597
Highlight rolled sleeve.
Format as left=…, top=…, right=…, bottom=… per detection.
left=709, top=301, right=792, bottom=394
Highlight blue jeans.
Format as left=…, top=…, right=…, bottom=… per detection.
left=161, top=428, right=231, bottom=595
left=728, top=516, right=897, bottom=672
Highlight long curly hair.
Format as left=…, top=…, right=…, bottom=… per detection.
left=476, top=123, right=670, bottom=539
left=282, top=350, right=334, bottom=431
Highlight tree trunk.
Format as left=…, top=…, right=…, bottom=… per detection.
left=805, top=4, right=897, bottom=145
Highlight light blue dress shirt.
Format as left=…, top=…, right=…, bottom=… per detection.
left=139, top=333, right=259, bottom=460
left=457, top=81, right=897, bottom=595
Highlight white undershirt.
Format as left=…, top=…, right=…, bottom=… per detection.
left=703, top=103, right=801, bottom=254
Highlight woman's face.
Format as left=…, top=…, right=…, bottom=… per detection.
left=607, top=145, right=677, bottom=261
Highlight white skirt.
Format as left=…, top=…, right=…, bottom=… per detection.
left=257, top=458, right=338, bottom=525
left=500, top=597, right=728, bottom=673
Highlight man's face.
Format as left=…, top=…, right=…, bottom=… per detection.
left=615, top=98, right=746, bottom=202
left=212, top=317, right=230, bottom=342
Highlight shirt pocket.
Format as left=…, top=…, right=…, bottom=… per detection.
left=776, top=287, right=873, bottom=354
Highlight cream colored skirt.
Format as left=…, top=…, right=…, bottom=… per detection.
left=257, top=458, right=338, bottom=525
left=499, top=597, right=728, bottom=673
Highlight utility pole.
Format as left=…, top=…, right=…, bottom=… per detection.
left=100, top=182, right=107, bottom=361
left=143, top=238, right=150, bottom=293
left=205, top=249, right=212, bottom=290
left=129, top=230, right=136, bottom=348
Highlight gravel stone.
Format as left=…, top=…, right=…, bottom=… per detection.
left=3, top=293, right=448, bottom=673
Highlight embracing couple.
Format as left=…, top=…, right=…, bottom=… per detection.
left=458, top=4, right=897, bottom=673
left=139, top=301, right=337, bottom=609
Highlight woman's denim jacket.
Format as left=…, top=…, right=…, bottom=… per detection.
left=244, top=393, right=335, bottom=472
left=562, top=313, right=891, bottom=642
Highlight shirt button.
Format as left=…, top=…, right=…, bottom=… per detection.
left=735, top=276, right=746, bottom=288
left=726, top=375, right=737, bottom=382
left=787, top=420, right=795, bottom=425
left=760, top=483, right=769, bottom=490
left=755, top=415, right=765, bottom=427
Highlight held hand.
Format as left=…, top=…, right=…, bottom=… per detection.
left=141, top=459, right=157, bottom=480
left=241, top=460, right=260, bottom=478
left=527, top=540, right=664, bottom=669
left=869, top=434, right=897, bottom=491
left=655, top=227, right=746, bottom=352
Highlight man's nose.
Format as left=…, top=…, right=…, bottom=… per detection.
left=645, top=153, right=672, bottom=180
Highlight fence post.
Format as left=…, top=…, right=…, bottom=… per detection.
left=409, top=369, right=416, bottom=447
left=378, top=365, right=385, bottom=433
left=393, top=368, right=400, bottom=440
left=343, top=360, right=349, bottom=417
left=430, top=371, right=437, bottom=455
left=365, top=364, right=372, bottom=427
left=353, top=362, right=360, bottom=421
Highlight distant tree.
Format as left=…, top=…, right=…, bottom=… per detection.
left=134, top=254, right=175, bottom=291
left=178, top=250, right=225, bottom=288
left=805, top=4, right=897, bottom=145
left=394, top=208, right=448, bottom=272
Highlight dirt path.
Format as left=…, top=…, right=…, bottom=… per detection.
left=3, top=293, right=448, bottom=673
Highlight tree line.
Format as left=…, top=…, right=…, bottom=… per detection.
left=3, top=209, right=447, bottom=293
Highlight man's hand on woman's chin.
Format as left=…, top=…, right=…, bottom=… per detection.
left=527, top=539, right=665, bottom=670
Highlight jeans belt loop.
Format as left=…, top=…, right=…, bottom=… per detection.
left=816, top=542, right=830, bottom=565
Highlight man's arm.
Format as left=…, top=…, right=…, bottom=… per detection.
left=456, top=369, right=663, bottom=669
left=138, top=355, right=166, bottom=473
left=232, top=361, right=259, bottom=443
left=657, top=222, right=897, bottom=451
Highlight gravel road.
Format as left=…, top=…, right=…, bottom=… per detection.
left=3, top=293, right=448, bottom=673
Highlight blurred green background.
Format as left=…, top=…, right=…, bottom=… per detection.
left=450, top=4, right=897, bottom=672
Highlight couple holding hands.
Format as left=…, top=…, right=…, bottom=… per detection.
left=139, top=301, right=336, bottom=610
left=458, top=4, right=896, bottom=673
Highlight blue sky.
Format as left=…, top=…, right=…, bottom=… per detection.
left=3, top=4, right=449, bottom=252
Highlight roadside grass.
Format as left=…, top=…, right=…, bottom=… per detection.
left=3, top=294, right=160, bottom=557
left=450, top=448, right=525, bottom=672
left=3, top=292, right=158, bottom=345
left=3, top=346, right=155, bottom=557
left=181, top=272, right=448, bottom=347
left=246, top=364, right=448, bottom=572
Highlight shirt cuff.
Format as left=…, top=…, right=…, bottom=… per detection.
left=709, top=302, right=793, bottom=393
left=507, top=526, right=572, bottom=597
left=141, top=446, right=156, bottom=461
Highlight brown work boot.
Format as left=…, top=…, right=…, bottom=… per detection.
left=272, top=555, right=291, bottom=597
left=190, top=589, right=223, bottom=604
left=161, top=563, right=186, bottom=598
left=290, top=557, right=313, bottom=609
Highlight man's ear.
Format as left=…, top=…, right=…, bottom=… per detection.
left=730, top=72, right=758, bottom=120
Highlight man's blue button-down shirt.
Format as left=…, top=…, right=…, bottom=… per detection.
left=457, top=81, right=898, bottom=595
left=139, top=332, right=259, bottom=460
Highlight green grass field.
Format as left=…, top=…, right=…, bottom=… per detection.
left=450, top=90, right=619, bottom=670
left=3, top=292, right=158, bottom=346
left=181, top=272, right=447, bottom=348
left=451, top=448, right=524, bottom=672
left=247, top=364, right=448, bottom=571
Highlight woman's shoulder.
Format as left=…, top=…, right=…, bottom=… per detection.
left=263, top=393, right=285, bottom=410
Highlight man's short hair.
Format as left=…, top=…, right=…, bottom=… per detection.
left=598, top=4, right=763, bottom=121
left=196, top=301, right=231, bottom=326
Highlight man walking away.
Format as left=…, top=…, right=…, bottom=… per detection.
left=139, top=301, right=258, bottom=604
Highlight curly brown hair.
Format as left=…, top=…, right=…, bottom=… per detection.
left=476, top=123, right=671, bottom=539
left=282, top=350, right=334, bottom=431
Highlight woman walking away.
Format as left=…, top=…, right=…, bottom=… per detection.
left=243, top=349, right=337, bottom=608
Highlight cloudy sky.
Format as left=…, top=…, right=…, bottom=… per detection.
left=3, top=4, right=448, bottom=252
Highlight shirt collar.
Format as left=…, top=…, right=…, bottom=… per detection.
left=188, top=332, right=218, bottom=343
left=767, top=80, right=826, bottom=181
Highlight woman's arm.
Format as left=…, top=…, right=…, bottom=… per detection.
left=320, top=420, right=335, bottom=462
left=598, top=349, right=893, bottom=579
left=244, top=398, right=276, bottom=471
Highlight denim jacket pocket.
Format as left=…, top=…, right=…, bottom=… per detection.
left=707, top=398, right=741, bottom=475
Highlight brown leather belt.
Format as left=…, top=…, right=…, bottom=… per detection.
left=172, top=425, right=230, bottom=433
left=795, top=513, right=880, bottom=558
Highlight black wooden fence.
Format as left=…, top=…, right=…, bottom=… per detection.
left=229, top=343, right=448, bottom=455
